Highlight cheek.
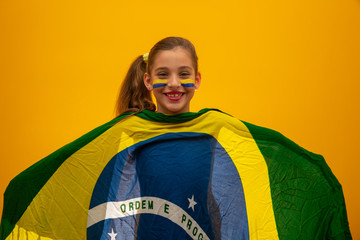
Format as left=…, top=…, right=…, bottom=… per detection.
left=152, top=89, right=163, bottom=100
left=185, top=89, right=196, bottom=99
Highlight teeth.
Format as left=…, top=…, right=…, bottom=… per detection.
left=167, top=94, right=182, bottom=97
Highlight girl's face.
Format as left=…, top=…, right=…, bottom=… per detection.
left=144, top=47, right=201, bottom=115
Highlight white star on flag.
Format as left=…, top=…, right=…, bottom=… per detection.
left=187, top=195, right=197, bottom=211
left=108, top=228, right=117, bottom=240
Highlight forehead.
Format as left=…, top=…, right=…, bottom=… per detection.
left=151, top=48, right=194, bottom=71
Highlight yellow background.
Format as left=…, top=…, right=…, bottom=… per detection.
left=0, top=0, right=359, bottom=238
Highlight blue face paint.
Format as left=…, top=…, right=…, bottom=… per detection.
left=180, top=79, right=195, bottom=87
left=152, top=79, right=196, bottom=88
left=152, top=79, right=167, bottom=88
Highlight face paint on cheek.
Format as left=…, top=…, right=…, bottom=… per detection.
left=152, top=79, right=196, bottom=88
left=152, top=79, right=167, bottom=88
left=180, top=79, right=196, bottom=87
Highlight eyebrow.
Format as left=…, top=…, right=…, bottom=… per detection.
left=154, top=67, right=168, bottom=71
left=154, top=66, right=192, bottom=72
left=179, top=66, right=192, bottom=70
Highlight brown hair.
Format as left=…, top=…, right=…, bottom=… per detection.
left=115, top=37, right=198, bottom=116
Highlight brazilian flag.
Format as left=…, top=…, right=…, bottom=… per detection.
left=0, top=109, right=352, bottom=239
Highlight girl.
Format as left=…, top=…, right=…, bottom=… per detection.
left=0, top=37, right=351, bottom=240
left=115, top=37, right=201, bottom=116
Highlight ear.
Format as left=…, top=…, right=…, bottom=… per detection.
left=144, top=72, right=153, bottom=91
left=195, top=72, right=201, bottom=90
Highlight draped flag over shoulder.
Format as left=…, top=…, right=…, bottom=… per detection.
left=0, top=109, right=352, bottom=239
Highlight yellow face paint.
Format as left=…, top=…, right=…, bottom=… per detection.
left=152, top=79, right=167, bottom=88
left=180, top=79, right=196, bottom=87
left=152, top=79, right=195, bottom=88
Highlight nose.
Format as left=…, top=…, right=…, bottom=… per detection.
left=167, top=75, right=181, bottom=89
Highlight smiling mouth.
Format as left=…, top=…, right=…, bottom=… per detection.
left=164, top=92, right=185, bottom=101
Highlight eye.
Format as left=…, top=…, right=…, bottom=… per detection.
left=157, top=72, right=168, bottom=78
left=180, top=72, right=190, bottom=77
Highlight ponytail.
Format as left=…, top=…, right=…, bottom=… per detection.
left=115, top=55, right=156, bottom=116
